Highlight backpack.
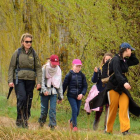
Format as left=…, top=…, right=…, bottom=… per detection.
left=15, top=47, right=36, bottom=85
left=101, top=59, right=114, bottom=83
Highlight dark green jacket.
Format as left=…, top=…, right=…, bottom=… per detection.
left=8, top=46, right=42, bottom=85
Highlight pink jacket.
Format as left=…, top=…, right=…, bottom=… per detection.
left=84, top=85, right=100, bottom=113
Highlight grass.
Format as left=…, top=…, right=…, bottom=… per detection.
left=0, top=94, right=140, bottom=140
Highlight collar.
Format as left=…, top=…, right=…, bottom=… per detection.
left=21, top=46, right=33, bottom=54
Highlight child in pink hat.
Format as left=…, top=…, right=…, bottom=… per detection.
left=63, top=59, right=87, bottom=131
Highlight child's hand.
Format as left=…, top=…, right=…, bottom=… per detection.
left=77, top=94, right=83, bottom=100
left=44, top=91, right=49, bottom=96
left=57, top=100, right=62, bottom=104
left=94, top=67, right=98, bottom=72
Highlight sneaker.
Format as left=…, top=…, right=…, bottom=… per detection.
left=68, top=120, right=73, bottom=130
left=122, top=130, right=131, bottom=135
left=93, top=120, right=99, bottom=130
left=73, top=127, right=78, bottom=131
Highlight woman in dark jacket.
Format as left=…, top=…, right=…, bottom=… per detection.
left=91, top=53, right=113, bottom=130
left=8, top=33, right=42, bottom=128
left=63, top=59, right=87, bottom=131
left=89, top=42, right=140, bottom=135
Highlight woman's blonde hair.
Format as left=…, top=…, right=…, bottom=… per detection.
left=20, top=33, right=32, bottom=44
left=100, top=53, right=113, bottom=69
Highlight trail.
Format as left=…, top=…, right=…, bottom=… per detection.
left=0, top=116, right=140, bottom=137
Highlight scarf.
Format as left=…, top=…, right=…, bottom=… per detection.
left=45, top=62, right=61, bottom=88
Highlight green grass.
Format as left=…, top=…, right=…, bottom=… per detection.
left=0, top=94, right=140, bottom=139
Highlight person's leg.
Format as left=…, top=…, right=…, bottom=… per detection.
left=49, top=94, right=57, bottom=128
left=68, top=97, right=78, bottom=128
left=14, top=79, right=26, bottom=127
left=104, top=104, right=109, bottom=129
left=93, top=109, right=102, bottom=130
left=25, top=80, right=35, bottom=120
left=119, top=92, right=130, bottom=133
left=106, top=90, right=119, bottom=133
left=38, top=95, right=49, bottom=127
left=76, top=99, right=82, bottom=117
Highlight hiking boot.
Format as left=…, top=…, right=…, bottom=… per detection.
left=68, top=120, right=73, bottom=130
left=93, top=120, right=99, bottom=131
left=73, top=127, right=78, bottom=131
left=23, top=120, right=28, bottom=129
left=122, top=130, right=131, bottom=135
left=16, top=119, right=23, bottom=128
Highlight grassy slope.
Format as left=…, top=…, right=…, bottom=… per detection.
left=0, top=95, right=140, bottom=140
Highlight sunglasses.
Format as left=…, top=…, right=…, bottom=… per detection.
left=25, top=41, right=32, bottom=44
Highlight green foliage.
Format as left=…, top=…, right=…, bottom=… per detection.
left=0, top=0, right=140, bottom=121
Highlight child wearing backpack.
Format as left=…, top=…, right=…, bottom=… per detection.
left=38, top=55, right=63, bottom=130
left=84, top=53, right=113, bottom=130
left=63, top=59, right=87, bottom=131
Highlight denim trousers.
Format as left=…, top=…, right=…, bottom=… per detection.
left=39, top=94, right=57, bottom=127
left=68, top=96, right=82, bottom=127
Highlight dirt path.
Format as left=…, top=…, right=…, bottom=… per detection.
left=0, top=116, right=69, bottom=131
left=0, top=116, right=41, bottom=130
left=0, top=116, right=140, bottom=137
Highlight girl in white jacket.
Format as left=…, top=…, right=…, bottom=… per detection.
left=38, top=55, right=63, bottom=130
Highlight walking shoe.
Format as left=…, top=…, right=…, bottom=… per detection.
left=50, top=125, right=55, bottom=131
left=104, top=131, right=112, bottom=135
left=38, top=118, right=45, bottom=128
left=16, top=119, right=23, bottom=128
left=93, top=120, right=99, bottom=130
left=122, top=130, right=131, bottom=135
left=23, top=120, right=28, bottom=129
left=73, top=127, right=78, bottom=131
left=68, top=120, right=73, bottom=130
left=39, top=122, right=44, bottom=128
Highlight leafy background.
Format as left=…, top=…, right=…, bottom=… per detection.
left=0, top=1, right=140, bottom=137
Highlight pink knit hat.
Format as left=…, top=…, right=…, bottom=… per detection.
left=72, top=59, right=82, bottom=65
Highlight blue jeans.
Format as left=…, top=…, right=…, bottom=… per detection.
left=39, top=94, right=57, bottom=127
left=68, top=96, right=82, bottom=127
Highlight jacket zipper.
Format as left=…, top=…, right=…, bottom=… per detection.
left=76, top=74, right=78, bottom=97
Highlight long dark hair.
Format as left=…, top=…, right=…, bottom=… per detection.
left=119, top=48, right=127, bottom=59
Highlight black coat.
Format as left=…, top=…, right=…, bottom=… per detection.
left=63, top=70, right=88, bottom=98
left=89, top=53, right=140, bottom=117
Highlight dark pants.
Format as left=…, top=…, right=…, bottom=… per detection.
left=95, top=104, right=109, bottom=125
left=14, top=79, right=35, bottom=121
left=68, top=96, right=82, bottom=127
left=38, top=94, right=57, bottom=127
